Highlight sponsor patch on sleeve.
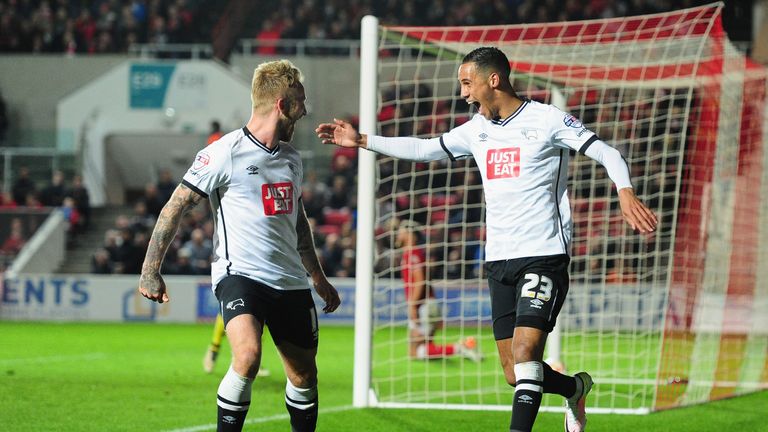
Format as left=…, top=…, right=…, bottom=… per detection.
left=563, top=113, right=583, bottom=128
left=192, top=151, right=211, bottom=171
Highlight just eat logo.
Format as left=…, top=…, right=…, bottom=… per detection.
left=486, top=147, right=521, bottom=179
left=262, top=182, right=293, bottom=215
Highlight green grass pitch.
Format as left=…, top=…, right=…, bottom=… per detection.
left=1, top=322, right=765, bottom=431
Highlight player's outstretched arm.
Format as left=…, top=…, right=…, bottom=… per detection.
left=139, top=183, right=205, bottom=303
left=296, top=201, right=340, bottom=313
left=315, top=118, right=367, bottom=149
left=618, top=188, right=658, bottom=234
left=317, top=118, right=451, bottom=162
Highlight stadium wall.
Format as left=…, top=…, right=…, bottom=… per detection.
left=0, top=55, right=126, bottom=145
left=3, top=274, right=753, bottom=334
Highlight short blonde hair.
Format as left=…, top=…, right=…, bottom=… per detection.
left=250, top=59, right=304, bottom=113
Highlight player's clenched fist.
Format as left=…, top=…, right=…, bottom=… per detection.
left=139, top=271, right=169, bottom=303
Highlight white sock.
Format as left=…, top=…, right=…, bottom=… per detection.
left=217, top=365, right=253, bottom=412
left=285, top=379, right=317, bottom=410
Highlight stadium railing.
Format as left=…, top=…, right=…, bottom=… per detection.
left=0, top=147, right=75, bottom=195
left=4, top=209, right=66, bottom=277
left=128, top=38, right=361, bottom=59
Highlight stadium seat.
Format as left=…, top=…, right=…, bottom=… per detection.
left=316, top=224, right=342, bottom=236
left=429, top=210, right=447, bottom=223
left=323, top=209, right=352, bottom=226
left=419, top=193, right=457, bottom=207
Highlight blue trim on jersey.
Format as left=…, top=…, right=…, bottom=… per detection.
left=182, top=179, right=208, bottom=199
left=242, top=126, right=280, bottom=155
left=216, top=188, right=232, bottom=275
left=554, top=149, right=569, bottom=255
left=491, top=99, right=529, bottom=126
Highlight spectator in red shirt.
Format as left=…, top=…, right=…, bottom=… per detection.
left=206, top=120, right=223, bottom=145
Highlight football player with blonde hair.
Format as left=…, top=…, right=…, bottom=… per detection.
left=140, top=59, right=339, bottom=432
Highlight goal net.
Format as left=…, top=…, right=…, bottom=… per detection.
left=353, top=4, right=768, bottom=413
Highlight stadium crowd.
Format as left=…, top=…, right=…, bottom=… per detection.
left=0, top=0, right=694, bottom=282
left=0, top=0, right=710, bottom=54
left=90, top=160, right=359, bottom=277
left=0, top=82, right=680, bottom=283
left=0, top=168, right=90, bottom=270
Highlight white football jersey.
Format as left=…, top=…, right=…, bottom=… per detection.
left=440, top=100, right=600, bottom=261
left=182, top=127, right=309, bottom=291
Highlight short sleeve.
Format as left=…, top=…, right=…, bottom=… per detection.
left=181, top=143, right=231, bottom=198
left=550, top=107, right=599, bottom=154
left=439, top=116, right=477, bottom=160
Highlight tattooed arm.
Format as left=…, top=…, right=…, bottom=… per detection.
left=296, top=201, right=340, bottom=313
left=138, top=183, right=205, bottom=303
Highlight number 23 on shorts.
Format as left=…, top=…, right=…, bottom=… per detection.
left=521, top=273, right=553, bottom=302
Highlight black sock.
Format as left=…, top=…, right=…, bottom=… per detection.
left=216, top=366, right=252, bottom=432
left=217, top=403, right=249, bottom=432
left=285, top=398, right=318, bottom=432
left=509, top=361, right=543, bottom=432
left=542, top=361, right=577, bottom=398
left=285, top=381, right=318, bottom=432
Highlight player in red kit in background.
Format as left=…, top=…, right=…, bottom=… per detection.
left=398, top=219, right=481, bottom=362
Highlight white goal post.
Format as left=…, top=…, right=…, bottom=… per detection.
left=353, top=4, right=768, bottom=413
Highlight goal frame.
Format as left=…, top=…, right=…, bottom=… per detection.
left=352, top=7, right=768, bottom=413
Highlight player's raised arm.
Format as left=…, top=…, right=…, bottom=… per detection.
left=315, top=118, right=367, bottom=148
left=296, top=200, right=340, bottom=313
left=316, top=118, right=455, bottom=162
left=138, top=183, right=206, bottom=303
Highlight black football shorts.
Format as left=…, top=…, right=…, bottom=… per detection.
left=485, top=254, right=570, bottom=340
left=215, top=274, right=319, bottom=349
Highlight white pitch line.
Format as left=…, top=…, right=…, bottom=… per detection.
left=0, top=352, right=107, bottom=365
left=165, top=405, right=354, bottom=432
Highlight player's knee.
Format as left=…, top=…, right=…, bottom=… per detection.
left=288, top=370, right=317, bottom=389
left=232, top=347, right=261, bottom=377
left=286, top=362, right=317, bottom=388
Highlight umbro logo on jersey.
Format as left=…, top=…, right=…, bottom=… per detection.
left=478, top=133, right=488, bottom=142
left=530, top=298, right=544, bottom=308
left=246, top=165, right=259, bottom=175
left=226, top=298, right=245, bottom=310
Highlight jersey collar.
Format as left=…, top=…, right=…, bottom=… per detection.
left=242, top=126, right=280, bottom=155
left=490, top=99, right=529, bottom=127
